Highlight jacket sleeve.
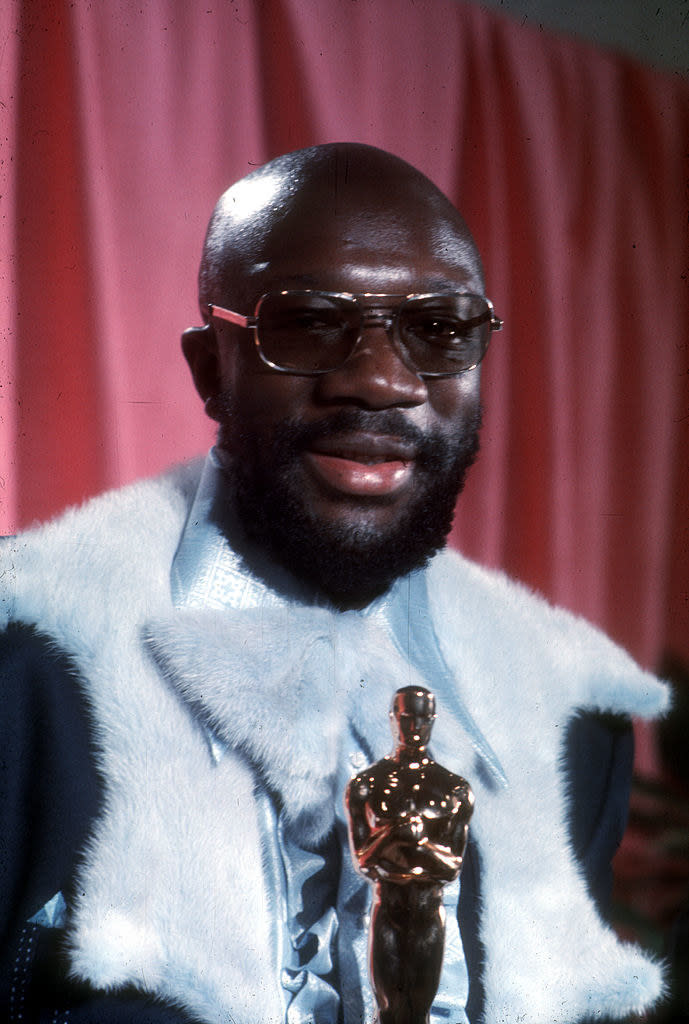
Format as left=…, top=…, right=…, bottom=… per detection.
left=563, top=718, right=639, bottom=1024
left=0, top=623, right=196, bottom=1023
left=564, top=711, right=635, bottom=918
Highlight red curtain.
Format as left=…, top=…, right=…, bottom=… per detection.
left=2, top=1, right=688, bottom=757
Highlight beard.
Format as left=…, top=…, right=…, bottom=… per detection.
left=217, top=403, right=481, bottom=608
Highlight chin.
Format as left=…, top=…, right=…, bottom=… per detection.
left=233, top=459, right=476, bottom=609
left=303, top=489, right=416, bottom=536
left=219, top=403, right=482, bottom=606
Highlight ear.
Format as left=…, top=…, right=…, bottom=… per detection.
left=181, top=324, right=223, bottom=421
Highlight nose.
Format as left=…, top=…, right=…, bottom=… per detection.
left=314, top=322, right=428, bottom=409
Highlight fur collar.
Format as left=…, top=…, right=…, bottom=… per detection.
left=1, top=463, right=669, bottom=1023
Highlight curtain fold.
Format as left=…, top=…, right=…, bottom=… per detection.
left=2, top=0, right=688, bottom=705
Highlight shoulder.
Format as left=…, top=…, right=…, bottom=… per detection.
left=0, top=459, right=203, bottom=634
left=347, top=774, right=370, bottom=803
left=4, top=458, right=201, bottom=550
left=427, top=548, right=669, bottom=723
left=427, top=547, right=613, bottom=655
left=2, top=458, right=201, bottom=555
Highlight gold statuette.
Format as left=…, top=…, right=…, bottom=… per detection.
left=346, top=686, right=474, bottom=1024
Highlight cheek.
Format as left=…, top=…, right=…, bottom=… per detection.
left=226, top=364, right=316, bottom=439
left=426, top=369, right=481, bottom=426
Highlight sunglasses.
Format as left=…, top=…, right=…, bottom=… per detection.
left=208, top=289, right=503, bottom=378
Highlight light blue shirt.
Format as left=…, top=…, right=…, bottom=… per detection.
left=169, top=449, right=504, bottom=1024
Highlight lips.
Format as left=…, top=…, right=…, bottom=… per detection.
left=304, top=433, right=416, bottom=497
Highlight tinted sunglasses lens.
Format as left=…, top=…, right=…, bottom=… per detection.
left=257, top=292, right=358, bottom=373
left=400, top=294, right=491, bottom=373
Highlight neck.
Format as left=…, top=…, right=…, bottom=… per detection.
left=395, top=742, right=427, bottom=763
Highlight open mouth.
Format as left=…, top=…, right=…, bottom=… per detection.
left=304, top=434, right=416, bottom=497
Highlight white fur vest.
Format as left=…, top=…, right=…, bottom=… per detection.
left=0, top=461, right=668, bottom=1023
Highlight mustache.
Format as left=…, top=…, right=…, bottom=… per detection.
left=283, top=408, right=432, bottom=452
left=219, top=392, right=482, bottom=473
left=279, top=408, right=482, bottom=475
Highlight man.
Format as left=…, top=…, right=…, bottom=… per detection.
left=0, top=143, right=668, bottom=1024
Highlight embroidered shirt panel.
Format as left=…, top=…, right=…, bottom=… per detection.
left=170, top=450, right=471, bottom=1024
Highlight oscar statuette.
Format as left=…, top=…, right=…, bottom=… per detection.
left=345, top=686, right=474, bottom=1024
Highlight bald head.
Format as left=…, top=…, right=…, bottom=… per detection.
left=393, top=686, right=436, bottom=720
left=198, top=143, right=482, bottom=315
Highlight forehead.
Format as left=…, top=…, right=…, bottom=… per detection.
left=232, top=183, right=482, bottom=306
left=394, top=694, right=435, bottom=717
